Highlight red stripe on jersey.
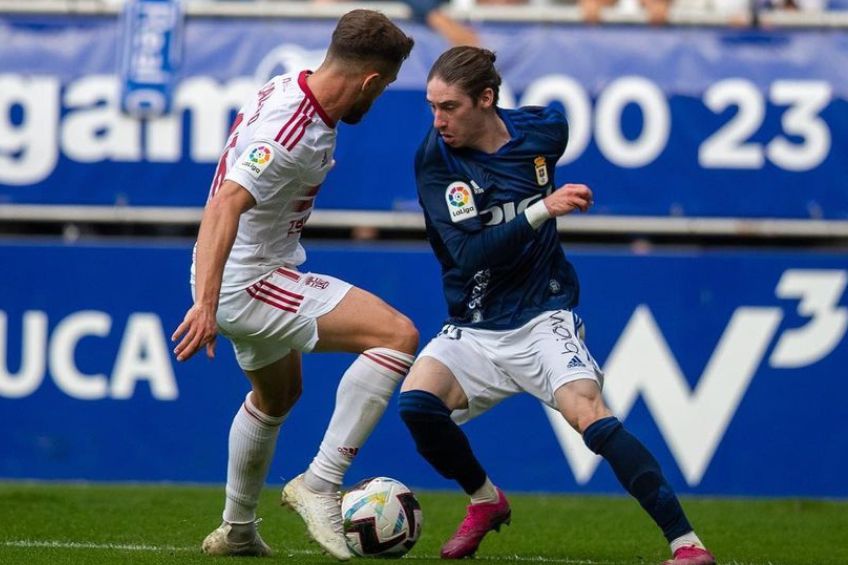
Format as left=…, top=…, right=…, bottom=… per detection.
left=246, top=286, right=299, bottom=313
left=209, top=113, right=243, bottom=198
left=228, top=111, right=244, bottom=136
left=275, top=97, right=308, bottom=142
left=285, top=106, right=317, bottom=151
left=286, top=120, right=313, bottom=151
left=259, top=279, right=304, bottom=301
left=363, top=352, right=409, bottom=376
left=283, top=106, right=315, bottom=151
left=275, top=267, right=300, bottom=282
left=281, top=112, right=311, bottom=148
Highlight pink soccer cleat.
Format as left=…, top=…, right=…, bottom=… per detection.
left=662, top=545, right=716, bottom=565
left=440, top=489, right=511, bottom=559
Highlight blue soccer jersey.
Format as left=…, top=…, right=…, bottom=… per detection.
left=416, top=105, right=581, bottom=330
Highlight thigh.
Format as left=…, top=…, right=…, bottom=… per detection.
left=497, top=310, right=603, bottom=411
left=313, top=286, right=417, bottom=354
left=417, top=325, right=521, bottom=425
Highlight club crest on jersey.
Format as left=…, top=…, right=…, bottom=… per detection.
left=534, top=156, right=548, bottom=186
left=445, top=182, right=478, bottom=222
left=236, top=142, right=275, bottom=179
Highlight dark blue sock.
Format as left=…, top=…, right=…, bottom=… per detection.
left=398, top=390, right=486, bottom=494
left=583, top=416, right=692, bottom=542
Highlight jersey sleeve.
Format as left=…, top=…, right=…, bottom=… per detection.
left=415, top=137, right=538, bottom=276
left=541, top=105, right=569, bottom=158
left=225, top=138, right=300, bottom=204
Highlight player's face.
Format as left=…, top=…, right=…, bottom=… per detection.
left=342, top=65, right=400, bottom=125
left=426, top=78, right=488, bottom=149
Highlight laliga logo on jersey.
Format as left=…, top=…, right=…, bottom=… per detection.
left=249, top=145, right=271, bottom=165
left=445, top=182, right=478, bottom=223
left=237, top=142, right=274, bottom=179
left=448, top=185, right=470, bottom=207
left=544, top=269, right=848, bottom=487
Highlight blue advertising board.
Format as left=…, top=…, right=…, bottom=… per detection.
left=0, top=16, right=847, bottom=218
left=1, top=241, right=846, bottom=496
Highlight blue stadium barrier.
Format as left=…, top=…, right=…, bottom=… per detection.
left=1, top=241, right=846, bottom=496
left=1, top=16, right=847, bottom=219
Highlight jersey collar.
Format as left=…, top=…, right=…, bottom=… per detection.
left=298, top=70, right=336, bottom=129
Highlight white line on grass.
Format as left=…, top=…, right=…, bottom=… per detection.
left=6, top=541, right=776, bottom=565
left=3, top=540, right=196, bottom=552
left=2, top=540, right=617, bottom=563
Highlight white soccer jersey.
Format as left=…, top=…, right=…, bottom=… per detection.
left=192, top=70, right=337, bottom=292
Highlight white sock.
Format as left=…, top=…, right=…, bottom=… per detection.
left=223, top=392, right=286, bottom=524
left=305, top=348, right=413, bottom=492
left=670, top=531, right=705, bottom=553
left=470, top=477, right=499, bottom=504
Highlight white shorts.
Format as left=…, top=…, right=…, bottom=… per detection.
left=418, top=310, right=604, bottom=424
left=211, top=267, right=352, bottom=371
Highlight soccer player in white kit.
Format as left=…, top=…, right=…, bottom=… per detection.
left=171, top=10, right=415, bottom=560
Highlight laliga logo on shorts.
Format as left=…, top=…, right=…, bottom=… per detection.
left=545, top=269, right=848, bottom=486
left=249, top=145, right=271, bottom=165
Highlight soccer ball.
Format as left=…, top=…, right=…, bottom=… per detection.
left=341, top=477, right=423, bottom=558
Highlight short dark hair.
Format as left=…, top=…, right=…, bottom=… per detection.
left=327, top=10, right=414, bottom=72
left=428, top=47, right=502, bottom=105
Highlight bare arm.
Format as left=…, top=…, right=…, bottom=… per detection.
left=172, top=180, right=256, bottom=361
left=426, top=10, right=480, bottom=47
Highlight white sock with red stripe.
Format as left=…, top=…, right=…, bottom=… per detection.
left=223, top=392, right=286, bottom=524
left=304, top=347, right=414, bottom=492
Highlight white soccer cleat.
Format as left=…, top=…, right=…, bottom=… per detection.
left=201, top=519, right=272, bottom=557
left=280, top=473, right=351, bottom=561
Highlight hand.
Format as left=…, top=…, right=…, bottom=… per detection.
left=172, top=303, right=218, bottom=361
left=542, top=183, right=594, bottom=216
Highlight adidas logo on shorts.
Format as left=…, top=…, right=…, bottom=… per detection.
left=567, top=356, right=585, bottom=369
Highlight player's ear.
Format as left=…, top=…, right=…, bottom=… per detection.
left=479, top=87, right=495, bottom=109
left=361, top=72, right=382, bottom=93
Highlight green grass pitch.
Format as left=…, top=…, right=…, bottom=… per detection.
left=1, top=482, right=846, bottom=564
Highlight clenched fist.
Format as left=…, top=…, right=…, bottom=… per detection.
left=542, top=183, right=594, bottom=216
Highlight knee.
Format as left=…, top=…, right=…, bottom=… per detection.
left=398, top=389, right=450, bottom=424
left=557, top=381, right=610, bottom=434
left=569, top=410, right=608, bottom=435
left=385, top=314, right=419, bottom=355
left=251, top=379, right=302, bottom=418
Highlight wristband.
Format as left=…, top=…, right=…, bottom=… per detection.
left=524, top=199, right=553, bottom=230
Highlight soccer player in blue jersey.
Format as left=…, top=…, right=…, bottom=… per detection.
left=398, top=47, right=716, bottom=565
